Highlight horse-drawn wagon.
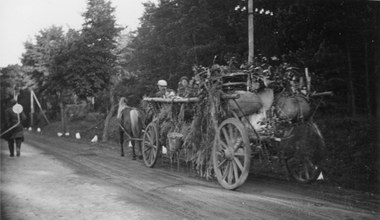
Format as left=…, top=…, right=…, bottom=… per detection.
left=133, top=64, right=331, bottom=190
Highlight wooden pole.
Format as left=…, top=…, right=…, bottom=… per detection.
left=30, top=89, right=34, bottom=128
left=58, top=92, right=66, bottom=133
left=13, top=85, right=17, bottom=100
left=31, top=90, right=50, bottom=124
left=305, top=68, right=311, bottom=92
left=248, top=0, right=254, bottom=64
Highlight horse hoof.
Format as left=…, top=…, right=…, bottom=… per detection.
left=139, top=155, right=143, bottom=160
left=132, top=156, right=136, bottom=160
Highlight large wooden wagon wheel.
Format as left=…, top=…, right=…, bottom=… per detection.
left=285, top=122, right=323, bottom=183
left=213, top=118, right=251, bottom=190
left=142, top=122, right=160, bottom=168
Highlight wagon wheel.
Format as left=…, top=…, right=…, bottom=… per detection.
left=142, top=122, right=160, bottom=168
left=213, top=118, right=251, bottom=190
left=285, top=122, right=323, bottom=183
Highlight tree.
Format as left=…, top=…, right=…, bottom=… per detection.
left=21, top=27, right=83, bottom=132
left=72, top=0, right=123, bottom=141
left=21, top=26, right=66, bottom=92
left=126, top=0, right=247, bottom=92
left=71, top=0, right=122, bottom=98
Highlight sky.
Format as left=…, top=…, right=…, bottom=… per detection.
left=0, top=0, right=150, bottom=67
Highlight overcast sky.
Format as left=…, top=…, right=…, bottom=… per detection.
left=0, top=0, right=150, bottom=67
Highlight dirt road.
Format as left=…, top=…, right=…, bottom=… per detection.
left=1, top=132, right=379, bottom=219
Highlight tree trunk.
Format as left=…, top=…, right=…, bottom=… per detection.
left=58, top=92, right=66, bottom=133
left=102, top=90, right=116, bottom=142
left=345, top=42, right=356, bottom=116
left=364, top=39, right=371, bottom=116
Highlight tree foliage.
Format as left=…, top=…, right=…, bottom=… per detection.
left=21, top=26, right=66, bottom=91
left=126, top=0, right=248, bottom=91
left=21, top=0, right=122, bottom=100
left=121, top=0, right=377, bottom=116
left=16, top=0, right=378, bottom=117
left=74, top=0, right=122, bottom=97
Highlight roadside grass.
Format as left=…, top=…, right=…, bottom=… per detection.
left=316, top=116, right=379, bottom=193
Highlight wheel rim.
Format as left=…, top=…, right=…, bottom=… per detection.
left=286, top=156, right=320, bottom=183
left=142, top=123, right=159, bottom=168
left=213, top=118, right=251, bottom=190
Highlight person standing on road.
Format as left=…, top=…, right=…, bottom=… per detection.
left=3, top=99, right=26, bottom=157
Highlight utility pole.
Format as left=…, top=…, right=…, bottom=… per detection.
left=248, top=0, right=254, bottom=64
left=30, top=89, right=34, bottom=128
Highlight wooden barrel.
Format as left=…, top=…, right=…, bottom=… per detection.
left=228, top=91, right=263, bottom=117
left=275, top=95, right=311, bottom=121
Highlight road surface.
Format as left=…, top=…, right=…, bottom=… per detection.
left=1, top=132, right=379, bottom=219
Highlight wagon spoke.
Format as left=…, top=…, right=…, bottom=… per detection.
left=234, top=149, right=245, bottom=157
left=151, top=142, right=157, bottom=149
left=148, top=153, right=153, bottom=164
left=228, top=124, right=234, bottom=141
left=232, top=160, right=239, bottom=182
left=144, top=146, right=151, bottom=153
left=234, top=157, right=244, bottom=172
left=148, top=131, right=154, bottom=143
left=217, top=159, right=227, bottom=168
left=227, top=161, right=234, bottom=184
left=149, top=151, right=154, bottom=163
left=151, top=147, right=156, bottom=159
left=145, top=133, right=152, bottom=144
left=221, top=127, right=230, bottom=146
left=145, top=148, right=151, bottom=161
left=151, top=145, right=157, bottom=155
left=144, top=142, right=153, bottom=149
left=145, top=130, right=151, bottom=138
left=222, top=161, right=230, bottom=181
left=233, top=138, right=242, bottom=152
left=219, top=140, right=228, bottom=150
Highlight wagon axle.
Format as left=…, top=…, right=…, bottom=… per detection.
left=220, top=138, right=242, bottom=160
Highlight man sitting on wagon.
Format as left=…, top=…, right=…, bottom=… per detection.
left=155, top=79, right=176, bottom=98
left=177, top=76, right=190, bottom=97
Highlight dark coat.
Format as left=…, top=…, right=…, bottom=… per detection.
left=3, top=107, right=26, bottom=141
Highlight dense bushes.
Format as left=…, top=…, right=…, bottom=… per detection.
left=317, top=116, right=378, bottom=192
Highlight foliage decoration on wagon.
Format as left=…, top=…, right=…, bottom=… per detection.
left=143, top=56, right=325, bottom=181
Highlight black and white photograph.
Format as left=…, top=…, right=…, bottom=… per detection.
left=1, top=0, right=379, bottom=219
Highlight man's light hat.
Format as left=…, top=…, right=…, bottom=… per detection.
left=157, top=80, right=167, bottom=86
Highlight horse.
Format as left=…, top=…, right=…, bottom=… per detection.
left=117, top=97, right=146, bottom=160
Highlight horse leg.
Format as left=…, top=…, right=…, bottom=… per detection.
left=131, top=140, right=137, bottom=160
left=135, top=140, right=143, bottom=160
left=176, top=151, right=180, bottom=171
left=119, top=128, right=125, bottom=157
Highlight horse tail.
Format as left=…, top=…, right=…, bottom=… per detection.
left=130, top=109, right=140, bottom=137
left=117, top=97, right=128, bottom=119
